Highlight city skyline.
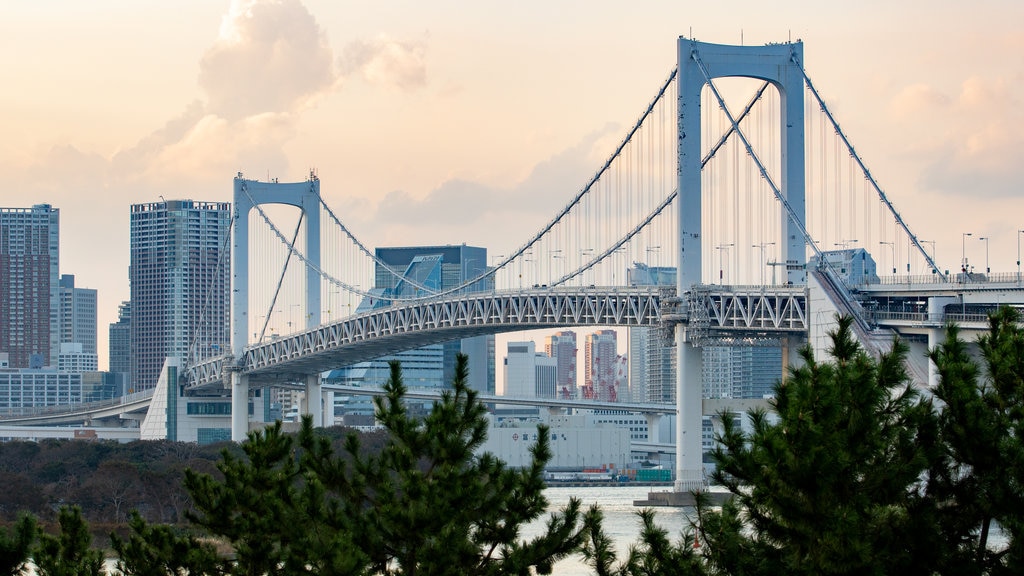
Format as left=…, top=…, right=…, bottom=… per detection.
left=4, top=1, right=1024, bottom=368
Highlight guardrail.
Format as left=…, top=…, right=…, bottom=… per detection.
left=0, top=388, right=154, bottom=419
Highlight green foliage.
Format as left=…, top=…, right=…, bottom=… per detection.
left=112, top=511, right=223, bottom=576
left=699, top=315, right=936, bottom=576
left=929, top=306, right=1024, bottom=574
left=144, top=353, right=591, bottom=575
left=583, top=506, right=705, bottom=576
left=33, top=506, right=105, bottom=576
left=0, top=514, right=36, bottom=576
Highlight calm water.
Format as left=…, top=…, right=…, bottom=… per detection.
left=525, top=485, right=696, bottom=575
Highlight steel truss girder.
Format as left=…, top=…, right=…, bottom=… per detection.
left=695, top=286, right=807, bottom=332
left=183, top=285, right=809, bottom=389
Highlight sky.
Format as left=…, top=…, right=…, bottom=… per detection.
left=3, top=0, right=1024, bottom=371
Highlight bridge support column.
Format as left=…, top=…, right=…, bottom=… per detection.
left=928, top=328, right=942, bottom=388
left=304, top=374, right=323, bottom=427
left=674, top=328, right=704, bottom=492
left=325, top=390, right=335, bottom=426
left=248, top=387, right=270, bottom=425
left=645, top=414, right=662, bottom=444
left=231, top=372, right=249, bottom=442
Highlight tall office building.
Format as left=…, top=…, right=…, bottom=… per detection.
left=59, top=274, right=97, bottom=357
left=502, top=341, right=557, bottom=398
left=584, top=329, right=620, bottom=402
left=331, top=245, right=495, bottom=395
left=0, top=204, right=60, bottom=369
left=129, top=200, right=231, bottom=391
left=703, top=345, right=782, bottom=399
left=108, top=300, right=131, bottom=387
left=544, top=330, right=577, bottom=399
left=627, top=263, right=676, bottom=403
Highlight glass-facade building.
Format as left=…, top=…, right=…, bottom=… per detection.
left=326, top=245, right=495, bottom=397
left=129, top=200, right=231, bottom=391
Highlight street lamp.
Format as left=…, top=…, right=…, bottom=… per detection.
left=979, top=236, right=990, bottom=275
left=1018, top=230, right=1024, bottom=283
left=579, top=248, right=594, bottom=285
left=961, top=232, right=972, bottom=274
left=879, top=241, right=895, bottom=275
left=645, top=245, right=661, bottom=268
left=716, top=243, right=735, bottom=284
left=548, top=249, right=562, bottom=283
left=921, top=240, right=937, bottom=275
left=834, top=239, right=858, bottom=250
left=753, top=242, right=775, bottom=285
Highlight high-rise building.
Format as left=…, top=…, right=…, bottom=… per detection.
left=129, top=200, right=231, bottom=391
left=332, top=245, right=495, bottom=395
left=58, top=342, right=96, bottom=373
left=0, top=204, right=60, bottom=369
left=584, top=329, right=620, bottom=402
left=108, top=301, right=131, bottom=380
left=702, top=345, right=782, bottom=399
left=502, top=341, right=557, bottom=398
left=59, top=274, right=97, bottom=357
left=627, top=264, right=676, bottom=403
left=544, top=330, right=577, bottom=399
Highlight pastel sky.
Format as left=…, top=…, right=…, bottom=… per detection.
left=3, top=0, right=1023, bottom=370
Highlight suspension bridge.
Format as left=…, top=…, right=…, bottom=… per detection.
left=8, top=37, right=1024, bottom=493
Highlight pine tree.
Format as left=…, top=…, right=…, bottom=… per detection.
left=928, top=306, right=1024, bottom=574
left=698, top=315, right=935, bottom=576
left=148, top=353, right=592, bottom=575
left=33, top=506, right=105, bottom=576
left=0, top=514, right=35, bottom=576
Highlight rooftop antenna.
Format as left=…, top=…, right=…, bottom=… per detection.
left=741, top=29, right=744, bottom=45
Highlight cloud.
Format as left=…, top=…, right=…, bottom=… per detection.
left=365, top=124, right=622, bottom=247
left=888, top=83, right=950, bottom=119
left=199, top=0, right=339, bottom=121
left=918, top=75, right=1024, bottom=198
left=340, top=35, right=427, bottom=90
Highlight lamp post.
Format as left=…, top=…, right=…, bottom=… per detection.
left=961, top=232, right=972, bottom=275
left=716, top=243, right=735, bottom=284
left=645, top=245, right=661, bottom=268
left=979, top=236, right=990, bottom=275
left=753, top=242, right=775, bottom=285
left=880, top=241, right=895, bottom=275
left=580, top=248, right=594, bottom=285
left=834, top=239, right=858, bottom=250
left=921, top=240, right=936, bottom=275
left=548, top=249, right=562, bottom=284
left=1018, top=230, right=1024, bottom=284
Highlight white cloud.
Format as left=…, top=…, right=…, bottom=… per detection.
left=199, top=0, right=339, bottom=121
left=340, top=35, right=427, bottom=90
left=919, top=75, right=1024, bottom=198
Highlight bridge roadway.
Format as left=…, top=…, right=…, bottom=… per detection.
left=325, top=383, right=772, bottom=416
left=6, top=278, right=1022, bottom=430
left=186, top=285, right=809, bottom=389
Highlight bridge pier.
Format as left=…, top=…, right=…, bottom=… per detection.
left=674, top=328, right=704, bottom=492
left=231, top=372, right=249, bottom=442
left=645, top=413, right=662, bottom=444
left=303, top=374, right=323, bottom=428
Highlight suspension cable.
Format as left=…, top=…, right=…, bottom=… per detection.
left=556, top=80, right=771, bottom=285
left=258, top=210, right=304, bottom=342
left=792, top=53, right=946, bottom=280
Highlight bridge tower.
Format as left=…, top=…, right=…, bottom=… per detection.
left=230, top=175, right=323, bottom=441
left=675, top=38, right=805, bottom=491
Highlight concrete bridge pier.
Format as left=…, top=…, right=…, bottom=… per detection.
left=231, top=371, right=249, bottom=441
left=674, top=329, right=704, bottom=492
left=303, top=374, right=323, bottom=428
left=645, top=413, right=662, bottom=443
